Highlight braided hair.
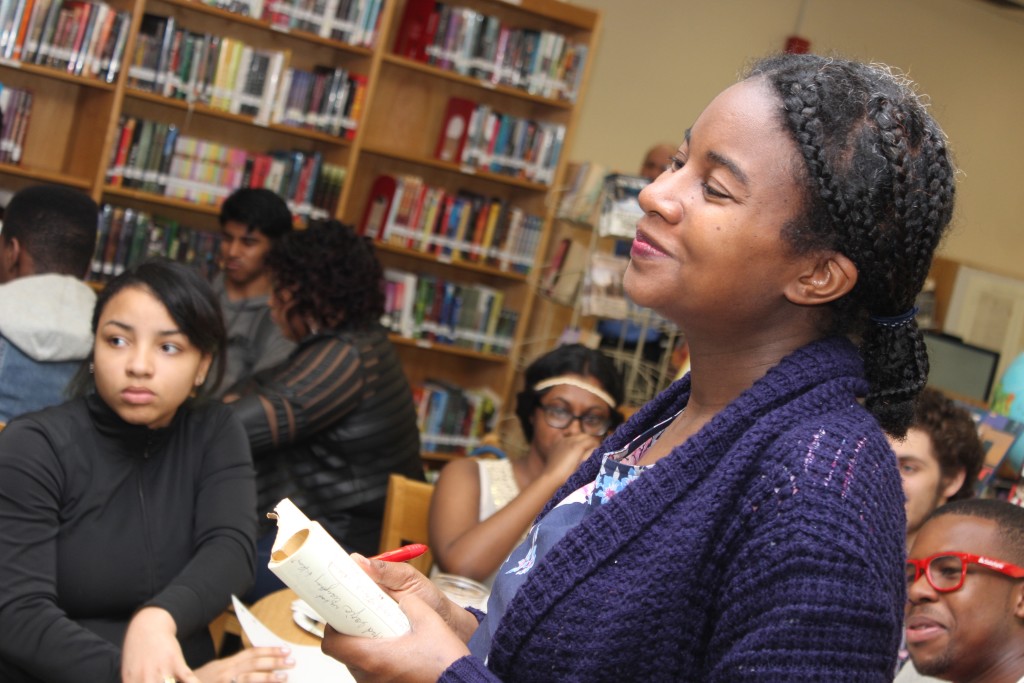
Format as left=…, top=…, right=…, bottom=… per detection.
left=747, top=54, right=956, bottom=436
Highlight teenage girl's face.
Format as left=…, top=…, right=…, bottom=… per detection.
left=625, top=78, right=809, bottom=333
left=531, top=375, right=612, bottom=461
left=93, top=286, right=212, bottom=429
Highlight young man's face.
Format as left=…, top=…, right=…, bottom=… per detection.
left=220, top=220, right=272, bottom=288
left=906, top=514, right=1024, bottom=681
left=889, top=427, right=964, bottom=543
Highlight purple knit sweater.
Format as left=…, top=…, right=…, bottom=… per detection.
left=441, top=336, right=906, bottom=682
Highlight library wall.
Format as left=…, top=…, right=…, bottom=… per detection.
left=565, top=0, right=1024, bottom=281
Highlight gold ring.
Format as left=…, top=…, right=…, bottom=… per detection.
left=164, top=677, right=176, bottom=683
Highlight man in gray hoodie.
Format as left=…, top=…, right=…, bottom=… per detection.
left=0, top=185, right=98, bottom=423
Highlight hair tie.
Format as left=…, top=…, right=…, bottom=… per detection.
left=870, top=306, right=919, bottom=329
left=533, top=376, right=616, bottom=407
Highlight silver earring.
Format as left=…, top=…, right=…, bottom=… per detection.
left=89, top=362, right=94, bottom=374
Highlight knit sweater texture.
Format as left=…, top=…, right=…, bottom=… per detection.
left=442, top=336, right=907, bottom=682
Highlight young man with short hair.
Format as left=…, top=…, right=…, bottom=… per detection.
left=889, top=387, right=985, bottom=552
left=902, top=498, right=1024, bottom=683
left=0, top=185, right=98, bottom=422
left=213, top=188, right=295, bottom=396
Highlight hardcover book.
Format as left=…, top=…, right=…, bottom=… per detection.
left=433, top=96, right=475, bottom=163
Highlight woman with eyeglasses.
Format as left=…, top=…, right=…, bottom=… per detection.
left=428, top=344, right=624, bottom=585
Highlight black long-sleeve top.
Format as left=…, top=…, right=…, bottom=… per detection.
left=229, top=325, right=424, bottom=554
left=0, top=394, right=257, bottom=683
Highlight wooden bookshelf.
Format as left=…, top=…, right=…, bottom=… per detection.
left=0, top=0, right=602, bottom=459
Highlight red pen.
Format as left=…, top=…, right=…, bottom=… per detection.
left=370, top=543, right=429, bottom=563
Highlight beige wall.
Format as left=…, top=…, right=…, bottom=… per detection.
left=566, top=0, right=1024, bottom=279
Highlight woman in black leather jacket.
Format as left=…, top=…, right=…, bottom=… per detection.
left=227, top=220, right=424, bottom=601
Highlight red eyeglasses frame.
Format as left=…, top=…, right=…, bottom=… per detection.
left=906, top=552, right=1024, bottom=593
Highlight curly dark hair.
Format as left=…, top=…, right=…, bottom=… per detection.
left=514, top=344, right=625, bottom=443
left=265, top=219, right=384, bottom=331
left=909, top=387, right=984, bottom=501
left=747, top=54, right=956, bottom=436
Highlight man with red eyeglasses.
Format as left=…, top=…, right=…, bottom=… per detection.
left=898, top=498, right=1024, bottom=683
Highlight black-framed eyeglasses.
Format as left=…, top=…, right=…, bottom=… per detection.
left=906, top=552, right=1024, bottom=593
left=539, top=404, right=611, bottom=436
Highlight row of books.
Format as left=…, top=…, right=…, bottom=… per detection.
left=382, top=268, right=518, bottom=355
left=126, top=16, right=369, bottom=137
left=394, top=0, right=588, bottom=102
left=261, top=0, right=383, bottom=46
left=436, top=96, right=565, bottom=185
left=105, top=115, right=345, bottom=222
left=274, top=66, right=367, bottom=138
left=555, top=160, right=610, bottom=224
left=0, top=0, right=130, bottom=81
left=87, top=204, right=221, bottom=283
left=0, top=83, right=32, bottom=164
left=413, top=379, right=499, bottom=454
left=360, top=173, right=542, bottom=275
left=129, top=17, right=285, bottom=122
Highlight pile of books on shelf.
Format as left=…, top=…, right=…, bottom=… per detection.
left=0, top=0, right=131, bottom=82
left=414, top=380, right=499, bottom=455
left=597, top=173, right=647, bottom=239
left=126, top=16, right=369, bottom=137
left=274, top=66, right=367, bottom=138
left=360, top=173, right=542, bottom=275
left=538, top=235, right=587, bottom=306
left=88, top=204, right=221, bottom=284
left=382, top=268, right=518, bottom=355
left=261, top=0, right=383, bottom=46
left=106, top=116, right=345, bottom=222
left=394, top=0, right=588, bottom=103
left=0, top=83, right=32, bottom=164
left=436, top=96, right=564, bottom=185
left=555, top=160, right=609, bottom=224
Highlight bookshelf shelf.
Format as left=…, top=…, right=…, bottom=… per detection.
left=360, top=145, right=552, bottom=192
left=390, top=334, right=510, bottom=363
left=0, top=163, right=93, bottom=189
left=102, top=185, right=222, bottom=215
left=0, top=61, right=118, bottom=90
left=123, top=89, right=355, bottom=146
left=376, top=242, right=529, bottom=282
left=151, top=0, right=376, bottom=56
left=380, top=55, right=574, bottom=110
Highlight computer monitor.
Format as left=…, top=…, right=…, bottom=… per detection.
left=922, top=330, right=1001, bottom=404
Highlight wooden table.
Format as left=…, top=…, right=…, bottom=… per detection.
left=245, top=588, right=322, bottom=648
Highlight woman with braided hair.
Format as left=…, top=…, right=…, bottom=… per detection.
left=322, top=52, right=956, bottom=682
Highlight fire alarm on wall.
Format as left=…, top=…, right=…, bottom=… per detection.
left=785, top=36, right=811, bottom=53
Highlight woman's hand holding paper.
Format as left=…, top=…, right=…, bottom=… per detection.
left=320, top=555, right=475, bottom=682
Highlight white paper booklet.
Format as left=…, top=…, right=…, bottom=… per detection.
left=267, top=498, right=410, bottom=638
left=231, top=595, right=355, bottom=683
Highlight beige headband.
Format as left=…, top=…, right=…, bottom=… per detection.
left=533, top=375, right=616, bottom=408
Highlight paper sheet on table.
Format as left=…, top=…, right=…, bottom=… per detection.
left=231, top=595, right=355, bottom=683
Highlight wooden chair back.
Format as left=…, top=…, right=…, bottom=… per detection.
left=378, top=473, right=435, bottom=574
